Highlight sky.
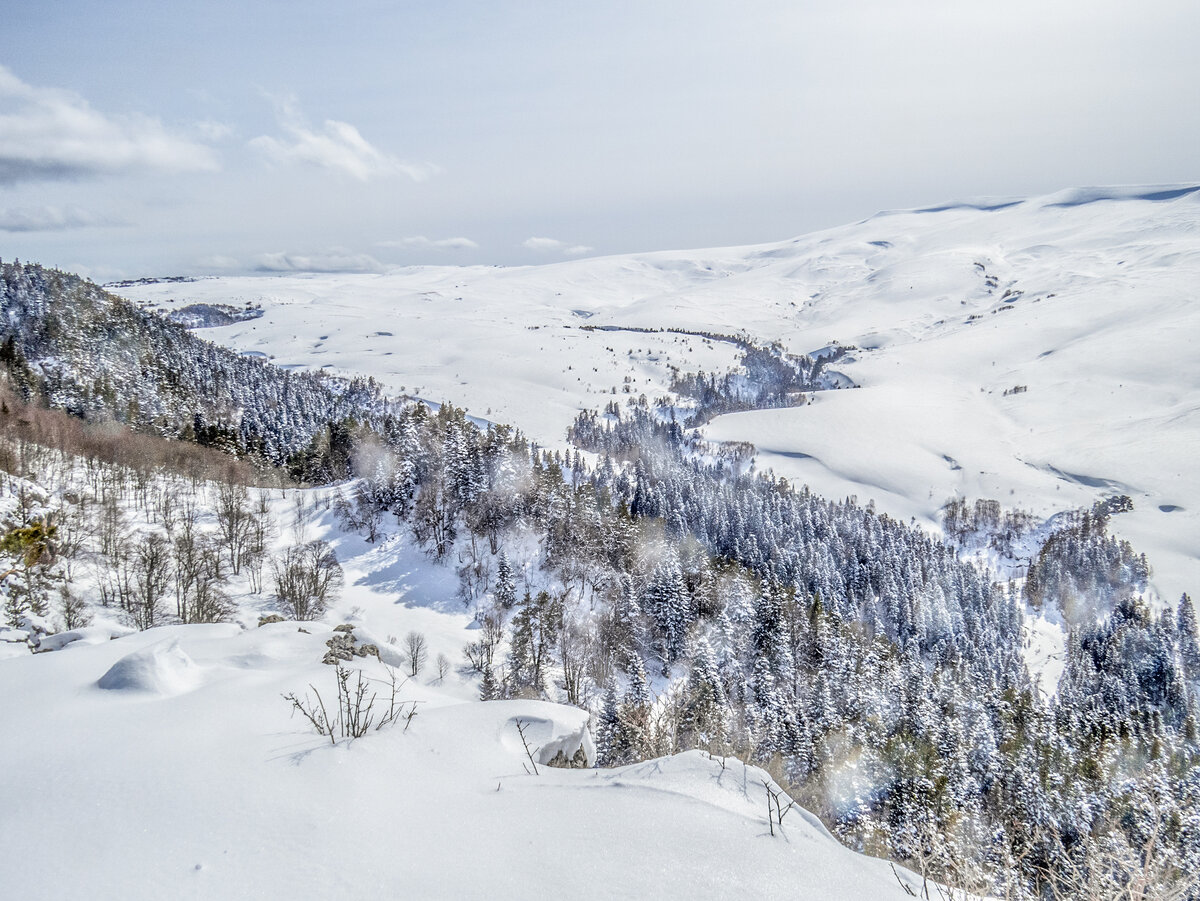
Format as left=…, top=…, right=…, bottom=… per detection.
left=1, top=0, right=1197, bottom=281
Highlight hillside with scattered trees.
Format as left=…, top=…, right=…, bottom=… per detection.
left=1, top=259, right=1197, bottom=900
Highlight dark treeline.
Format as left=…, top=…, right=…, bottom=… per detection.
left=0, top=260, right=400, bottom=465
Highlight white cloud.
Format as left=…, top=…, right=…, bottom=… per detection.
left=251, top=249, right=385, bottom=273
left=0, top=65, right=219, bottom=183
left=523, top=236, right=594, bottom=257
left=0, top=205, right=122, bottom=232
left=377, top=235, right=478, bottom=251
left=193, top=255, right=242, bottom=272
left=192, top=119, right=234, bottom=142
left=523, top=236, right=566, bottom=252
left=250, top=94, right=437, bottom=182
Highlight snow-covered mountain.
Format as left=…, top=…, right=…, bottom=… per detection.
left=123, top=184, right=1200, bottom=602
left=4, top=184, right=1198, bottom=900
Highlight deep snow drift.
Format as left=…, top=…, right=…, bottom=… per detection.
left=122, top=185, right=1200, bottom=601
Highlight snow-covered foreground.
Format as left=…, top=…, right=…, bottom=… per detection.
left=0, top=526, right=921, bottom=901
left=120, top=185, right=1200, bottom=602
left=0, top=469, right=929, bottom=900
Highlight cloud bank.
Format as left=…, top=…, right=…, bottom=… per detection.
left=377, top=235, right=479, bottom=251
left=251, top=249, right=385, bottom=273
left=0, top=205, right=121, bottom=232
left=0, top=65, right=219, bottom=184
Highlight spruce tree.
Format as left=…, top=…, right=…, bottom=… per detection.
left=494, top=551, right=517, bottom=609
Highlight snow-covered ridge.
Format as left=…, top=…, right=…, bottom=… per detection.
left=120, top=185, right=1200, bottom=601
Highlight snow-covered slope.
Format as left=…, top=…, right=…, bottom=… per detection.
left=0, top=496, right=922, bottom=901
left=120, top=184, right=1200, bottom=600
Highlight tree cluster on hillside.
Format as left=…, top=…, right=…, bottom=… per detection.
left=667, top=340, right=851, bottom=425
left=1025, top=503, right=1151, bottom=624
left=332, top=398, right=1199, bottom=899
left=0, top=259, right=400, bottom=467
left=0, top=390, right=341, bottom=639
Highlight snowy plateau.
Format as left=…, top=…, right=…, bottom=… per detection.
left=125, top=185, right=1200, bottom=604
left=1, top=184, right=1198, bottom=901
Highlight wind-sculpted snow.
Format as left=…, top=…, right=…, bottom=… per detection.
left=489, top=700, right=595, bottom=766
left=0, top=622, right=925, bottom=900
left=97, top=638, right=202, bottom=695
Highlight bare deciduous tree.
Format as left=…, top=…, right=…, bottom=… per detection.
left=272, top=539, right=343, bottom=621
left=404, top=630, right=428, bottom=677
left=129, top=532, right=170, bottom=630
left=244, top=490, right=274, bottom=594
left=215, top=482, right=252, bottom=575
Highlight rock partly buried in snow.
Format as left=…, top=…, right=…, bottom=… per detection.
left=321, top=624, right=381, bottom=665
left=495, top=701, right=596, bottom=768
left=97, top=640, right=202, bottom=695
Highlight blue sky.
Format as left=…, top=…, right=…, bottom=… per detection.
left=1, top=0, right=1197, bottom=280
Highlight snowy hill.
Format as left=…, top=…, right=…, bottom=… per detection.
left=0, top=629, right=922, bottom=900
left=122, top=185, right=1200, bottom=601
left=4, top=186, right=1199, bottom=900
left=0, top=482, right=924, bottom=901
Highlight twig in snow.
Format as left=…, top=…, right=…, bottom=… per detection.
left=514, top=718, right=540, bottom=775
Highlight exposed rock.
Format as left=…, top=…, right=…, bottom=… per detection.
left=545, top=746, right=591, bottom=769
left=321, top=628, right=380, bottom=665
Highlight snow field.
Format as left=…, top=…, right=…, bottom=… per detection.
left=120, top=185, right=1200, bottom=602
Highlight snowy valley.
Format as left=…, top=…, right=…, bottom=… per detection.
left=1, top=185, right=1198, bottom=900
left=122, top=185, right=1200, bottom=604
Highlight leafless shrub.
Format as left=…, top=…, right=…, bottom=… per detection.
left=283, top=663, right=417, bottom=744
left=273, top=540, right=343, bottom=620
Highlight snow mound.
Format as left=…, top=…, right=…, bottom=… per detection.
left=478, top=700, right=595, bottom=766
left=0, top=622, right=927, bottom=900
left=97, top=639, right=203, bottom=695
left=507, top=711, right=595, bottom=767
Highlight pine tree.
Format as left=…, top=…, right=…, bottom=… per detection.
left=611, top=575, right=647, bottom=671
left=494, top=551, right=517, bottom=609
left=680, top=636, right=728, bottom=748
left=596, top=675, right=624, bottom=766
left=621, top=654, right=654, bottom=760
left=643, top=557, right=690, bottom=672
left=1178, top=593, right=1200, bottom=674
left=479, top=664, right=499, bottom=701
